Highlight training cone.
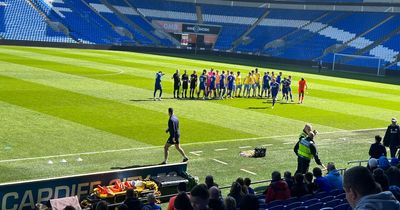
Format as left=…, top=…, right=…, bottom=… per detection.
left=48, top=160, right=53, bottom=165
left=60, top=159, right=67, bottom=163
left=77, top=157, right=83, bottom=162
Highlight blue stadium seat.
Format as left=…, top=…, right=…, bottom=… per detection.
left=329, top=189, right=345, bottom=196
left=319, top=195, right=335, bottom=203
left=268, top=204, right=284, bottom=210
left=283, top=201, right=302, bottom=209
left=307, top=202, right=324, bottom=210
left=335, top=193, right=346, bottom=200
left=333, top=203, right=351, bottom=210
left=302, top=198, right=319, bottom=206
left=323, top=199, right=343, bottom=208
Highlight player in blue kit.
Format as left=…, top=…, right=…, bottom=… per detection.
left=287, top=75, right=294, bottom=102
left=281, top=77, right=289, bottom=103
left=210, top=72, right=217, bottom=99
left=197, top=70, right=207, bottom=99
left=276, top=72, right=282, bottom=85
left=261, top=72, right=271, bottom=98
left=219, top=70, right=226, bottom=99
left=227, top=71, right=235, bottom=99
left=154, top=71, right=164, bottom=101
left=270, top=78, right=280, bottom=108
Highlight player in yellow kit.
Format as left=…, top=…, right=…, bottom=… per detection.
left=254, top=68, right=261, bottom=97
left=235, top=71, right=242, bottom=97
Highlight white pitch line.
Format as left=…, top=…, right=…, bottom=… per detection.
left=191, top=151, right=203, bottom=153
left=189, top=152, right=201, bottom=156
left=320, top=139, right=331, bottom=141
left=262, top=144, right=273, bottom=147
left=240, top=169, right=257, bottom=175
left=215, top=148, right=228, bottom=151
left=212, top=159, right=228, bottom=165
left=86, top=70, right=125, bottom=76
left=283, top=142, right=293, bottom=145
left=0, top=127, right=385, bottom=163
left=239, top=146, right=252, bottom=149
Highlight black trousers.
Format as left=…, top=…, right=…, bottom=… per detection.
left=296, top=156, right=311, bottom=174
left=390, top=146, right=399, bottom=158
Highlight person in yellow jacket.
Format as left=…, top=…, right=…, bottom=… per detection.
left=293, top=124, right=326, bottom=174
left=243, top=72, right=254, bottom=98
left=235, top=71, right=242, bottom=97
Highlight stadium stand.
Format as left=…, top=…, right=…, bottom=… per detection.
left=0, top=0, right=75, bottom=43
left=1, top=0, right=399, bottom=71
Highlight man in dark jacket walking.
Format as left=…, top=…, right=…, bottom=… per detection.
left=162, top=108, right=188, bottom=164
left=383, top=118, right=400, bottom=158
left=294, top=127, right=326, bottom=174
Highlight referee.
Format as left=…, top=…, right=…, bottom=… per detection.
left=161, top=108, right=188, bottom=164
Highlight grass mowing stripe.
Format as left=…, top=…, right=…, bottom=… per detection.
left=0, top=53, right=388, bottom=129
left=0, top=60, right=340, bottom=135
left=215, top=98, right=387, bottom=129
left=0, top=51, right=391, bottom=130
left=0, top=75, right=253, bottom=145
left=7, top=46, right=400, bottom=94
left=0, top=101, right=150, bottom=160
left=18, top=48, right=400, bottom=104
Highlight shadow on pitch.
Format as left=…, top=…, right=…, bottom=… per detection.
left=248, top=106, right=269, bottom=109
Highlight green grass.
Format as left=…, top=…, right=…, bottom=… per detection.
left=0, top=45, right=397, bottom=192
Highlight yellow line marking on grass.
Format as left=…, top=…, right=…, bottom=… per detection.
left=240, top=169, right=257, bottom=175
left=212, top=159, right=228, bottom=165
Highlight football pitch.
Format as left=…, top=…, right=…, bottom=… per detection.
left=0, top=45, right=399, bottom=187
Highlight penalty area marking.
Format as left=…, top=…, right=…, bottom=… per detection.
left=240, top=169, right=257, bottom=175
left=212, top=159, right=228, bottom=165
left=262, top=144, right=273, bottom=147
left=0, top=127, right=385, bottom=163
left=215, top=148, right=228, bottom=151
left=189, top=151, right=203, bottom=156
left=239, top=146, right=252, bottom=149
left=282, top=142, right=293, bottom=145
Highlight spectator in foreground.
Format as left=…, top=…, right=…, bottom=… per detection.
left=265, top=171, right=290, bottom=203
left=369, top=135, right=387, bottom=159
left=244, top=178, right=255, bottom=195
left=167, top=182, right=187, bottom=210
left=378, top=156, right=391, bottom=170
left=224, top=196, right=236, bottom=210
left=373, top=168, right=389, bottom=191
left=174, top=192, right=193, bottom=210
left=383, top=118, right=400, bottom=158
left=143, top=194, right=161, bottom=210
left=205, top=175, right=218, bottom=189
left=63, top=206, right=76, bottom=210
left=368, top=158, right=378, bottom=172
left=284, top=171, right=294, bottom=189
left=227, top=182, right=244, bottom=207
left=387, top=167, right=400, bottom=201
left=236, top=177, right=248, bottom=195
left=291, top=173, right=309, bottom=197
left=239, top=194, right=259, bottom=210
left=190, top=184, right=211, bottom=210
left=208, top=186, right=224, bottom=210
left=313, top=167, right=331, bottom=192
left=124, top=189, right=143, bottom=210
left=325, top=162, right=343, bottom=190
left=304, top=172, right=317, bottom=193
left=343, top=166, right=400, bottom=210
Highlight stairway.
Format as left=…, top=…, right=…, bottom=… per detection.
left=26, top=0, right=79, bottom=43
left=122, top=0, right=180, bottom=46
left=316, top=14, right=395, bottom=61
left=99, top=0, right=160, bottom=45
left=230, top=10, right=270, bottom=51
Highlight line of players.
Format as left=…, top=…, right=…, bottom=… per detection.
left=154, top=68, right=308, bottom=107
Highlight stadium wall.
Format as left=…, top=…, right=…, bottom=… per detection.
left=1, top=40, right=399, bottom=76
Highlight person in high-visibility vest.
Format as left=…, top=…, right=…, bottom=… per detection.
left=294, top=125, right=326, bottom=174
